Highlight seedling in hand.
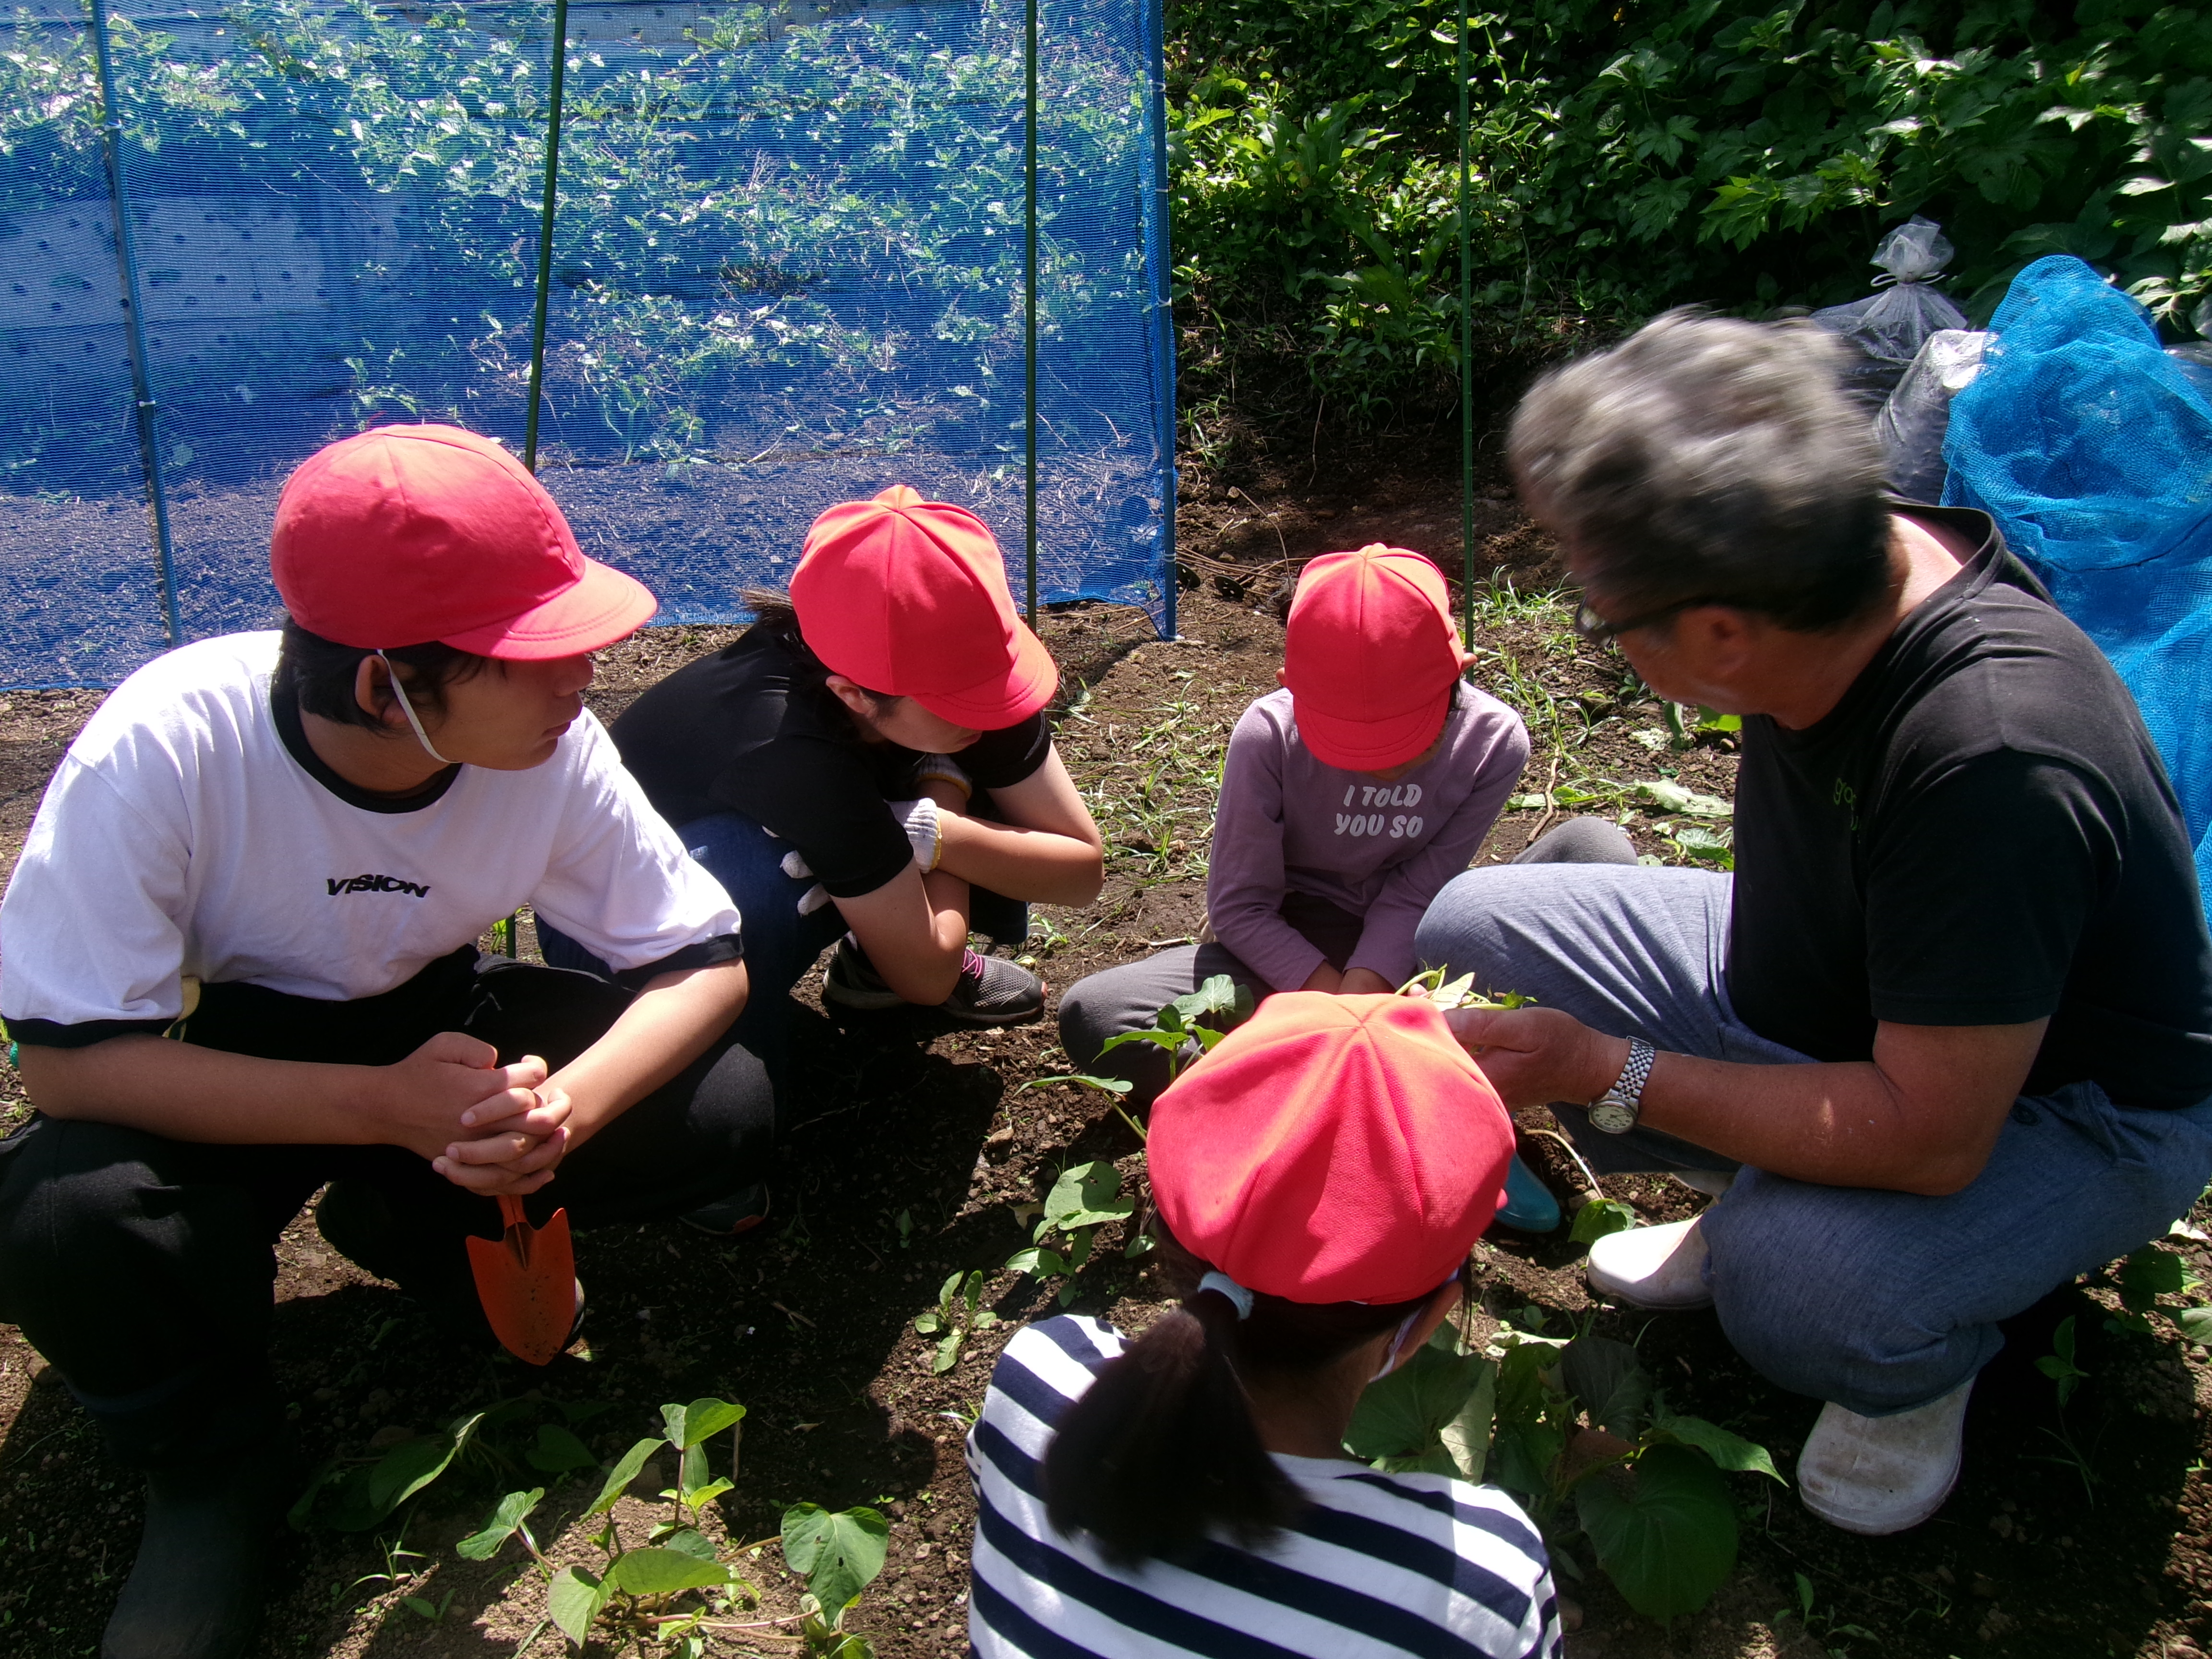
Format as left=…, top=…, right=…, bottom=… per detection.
left=1398, top=966, right=1535, bottom=1011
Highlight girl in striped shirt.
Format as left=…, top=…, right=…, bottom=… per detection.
left=966, top=991, right=1564, bottom=1659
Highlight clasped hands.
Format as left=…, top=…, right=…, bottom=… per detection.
left=382, top=1031, right=572, bottom=1197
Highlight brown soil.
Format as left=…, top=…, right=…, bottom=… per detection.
left=3, top=441, right=2212, bottom=1659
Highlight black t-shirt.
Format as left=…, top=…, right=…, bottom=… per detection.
left=612, top=626, right=1052, bottom=900
left=1728, top=504, right=2212, bottom=1109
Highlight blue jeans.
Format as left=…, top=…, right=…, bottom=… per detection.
left=1415, top=860, right=2212, bottom=1416
left=542, top=811, right=1027, bottom=1073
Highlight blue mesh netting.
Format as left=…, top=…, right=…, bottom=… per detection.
left=1942, top=255, right=2212, bottom=911
left=0, top=0, right=1175, bottom=690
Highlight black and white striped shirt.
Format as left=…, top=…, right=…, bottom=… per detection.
left=966, top=1316, right=1564, bottom=1659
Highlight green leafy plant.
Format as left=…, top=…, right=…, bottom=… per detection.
left=1570, top=1194, right=1640, bottom=1247
left=290, top=1394, right=616, bottom=1537
left=914, top=1269, right=1003, bottom=1374
left=1169, top=0, right=2212, bottom=418
left=2032, top=1315, right=2099, bottom=1503
left=1344, top=1322, right=1782, bottom=1621
left=290, top=1411, right=488, bottom=1535
left=2107, top=1241, right=2201, bottom=1335
left=781, top=1503, right=892, bottom=1656
left=1661, top=703, right=1742, bottom=747
left=301, top=1384, right=888, bottom=1653
left=541, top=1396, right=757, bottom=1647
left=1092, top=973, right=1255, bottom=1086
left=1007, top=1161, right=1138, bottom=1305
left=1774, top=1570, right=1878, bottom=1650
left=1021, top=974, right=1254, bottom=1139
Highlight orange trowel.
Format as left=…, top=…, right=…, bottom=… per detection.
left=467, top=1195, right=577, bottom=1366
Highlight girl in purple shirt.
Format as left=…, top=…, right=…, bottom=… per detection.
left=1058, top=545, right=1559, bottom=1228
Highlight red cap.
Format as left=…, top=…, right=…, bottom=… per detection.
left=1283, top=545, right=1463, bottom=770
left=791, top=485, right=1058, bottom=728
left=271, top=424, right=657, bottom=659
left=1148, top=992, right=1514, bottom=1306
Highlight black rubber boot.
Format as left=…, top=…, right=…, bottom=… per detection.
left=102, top=1429, right=294, bottom=1659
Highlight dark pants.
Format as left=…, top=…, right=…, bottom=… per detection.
left=1057, top=817, right=1640, bottom=1107
left=544, top=809, right=1027, bottom=1073
left=0, top=950, right=772, bottom=1467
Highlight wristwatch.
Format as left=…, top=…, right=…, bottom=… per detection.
left=1588, top=1037, right=1657, bottom=1134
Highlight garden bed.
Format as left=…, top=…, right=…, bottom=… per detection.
left=4, top=451, right=2212, bottom=1659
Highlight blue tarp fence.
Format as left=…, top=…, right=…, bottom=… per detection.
left=0, top=0, right=1175, bottom=689
left=1944, top=255, right=2212, bottom=913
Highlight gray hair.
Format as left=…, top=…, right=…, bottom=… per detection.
left=1509, top=310, right=1890, bottom=633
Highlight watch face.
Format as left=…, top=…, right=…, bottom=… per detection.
left=1589, top=1100, right=1637, bottom=1134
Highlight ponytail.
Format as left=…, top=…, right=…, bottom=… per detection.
left=1043, top=1286, right=1297, bottom=1564
left=740, top=586, right=892, bottom=709
left=1042, top=1235, right=1428, bottom=1565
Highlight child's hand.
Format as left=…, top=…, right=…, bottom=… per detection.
left=1338, top=968, right=1395, bottom=996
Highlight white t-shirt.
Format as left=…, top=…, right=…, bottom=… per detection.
left=969, top=1316, right=1564, bottom=1659
left=0, top=632, right=742, bottom=1036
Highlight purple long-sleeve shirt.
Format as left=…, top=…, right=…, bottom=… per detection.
left=1205, top=685, right=1530, bottom=990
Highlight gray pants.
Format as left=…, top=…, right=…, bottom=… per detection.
left=1413, top=846, right=2212, bottom=1415
left=1059, top=817, right=1637, bottom=1106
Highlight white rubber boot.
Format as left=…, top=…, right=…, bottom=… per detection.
left=1797, top=1379, right=1973, bottom=1535
left=1585, top=1216, right=1713, bottom=1310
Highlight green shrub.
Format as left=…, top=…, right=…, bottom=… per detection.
left=1170, top=0, right=2212, bottom=411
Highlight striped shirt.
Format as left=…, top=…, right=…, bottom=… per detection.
left=966, top=1315, right=1564, bottom=1659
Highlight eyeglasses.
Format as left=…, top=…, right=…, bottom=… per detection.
left=1572, top=597, right=1715, bottom=645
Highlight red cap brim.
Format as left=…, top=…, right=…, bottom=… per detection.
left=1293, top=691, right=1450, bottom=772
left=440, top=557, right=659, bottom=659
left=907, top=621, right=1060, bottom=729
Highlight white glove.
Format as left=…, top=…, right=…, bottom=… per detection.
left=775, top=845, right=833, bottom=916
left=886, top=796, right=943, bottom=872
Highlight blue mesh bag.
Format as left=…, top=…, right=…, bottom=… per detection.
left=1943, top=256, right=2212, bottom=914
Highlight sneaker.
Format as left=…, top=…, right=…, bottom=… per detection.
left=821, top=938, right=909, bottom=1011
left=942, top=948, right=1046, bottom=1025
left=679, top=1182, right=772, bottom=1238
left=1586, top=1216, right=1714, bottom=1310
left=105, top=1431, right=294, bottom=1659
left=824, top=939, right=1044, bottom=1027
left=1798, top=1379, right=1973, bottom=1535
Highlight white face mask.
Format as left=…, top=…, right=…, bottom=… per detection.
left=1370, top=1308, right=1426, bottom=1383
left=376, top=650, right=454, bottom=765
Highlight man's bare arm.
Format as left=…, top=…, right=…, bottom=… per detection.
left=1444, top=1005, right=2048, bottom=1194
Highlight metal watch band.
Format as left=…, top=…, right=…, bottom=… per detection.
left=1589, top=1036, right=1657, bottom=1132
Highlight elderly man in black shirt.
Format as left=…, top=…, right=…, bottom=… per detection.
left=1415, top=312, right=2212, bottom=1536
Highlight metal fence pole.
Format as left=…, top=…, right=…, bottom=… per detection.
left=1023, top=0, right=1040, bottom=628
left=523, top=0, right=571, bottom=476
left=510, top=0, right=572, bottom=957
left=86, top=0, right=181, bottom=649
left=1457, top=0, right=1475, bottom=652
left=1147, top=0, right=1177, bottom=641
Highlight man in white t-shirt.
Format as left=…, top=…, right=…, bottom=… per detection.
left=0, top=426, right=764, bottom=1659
